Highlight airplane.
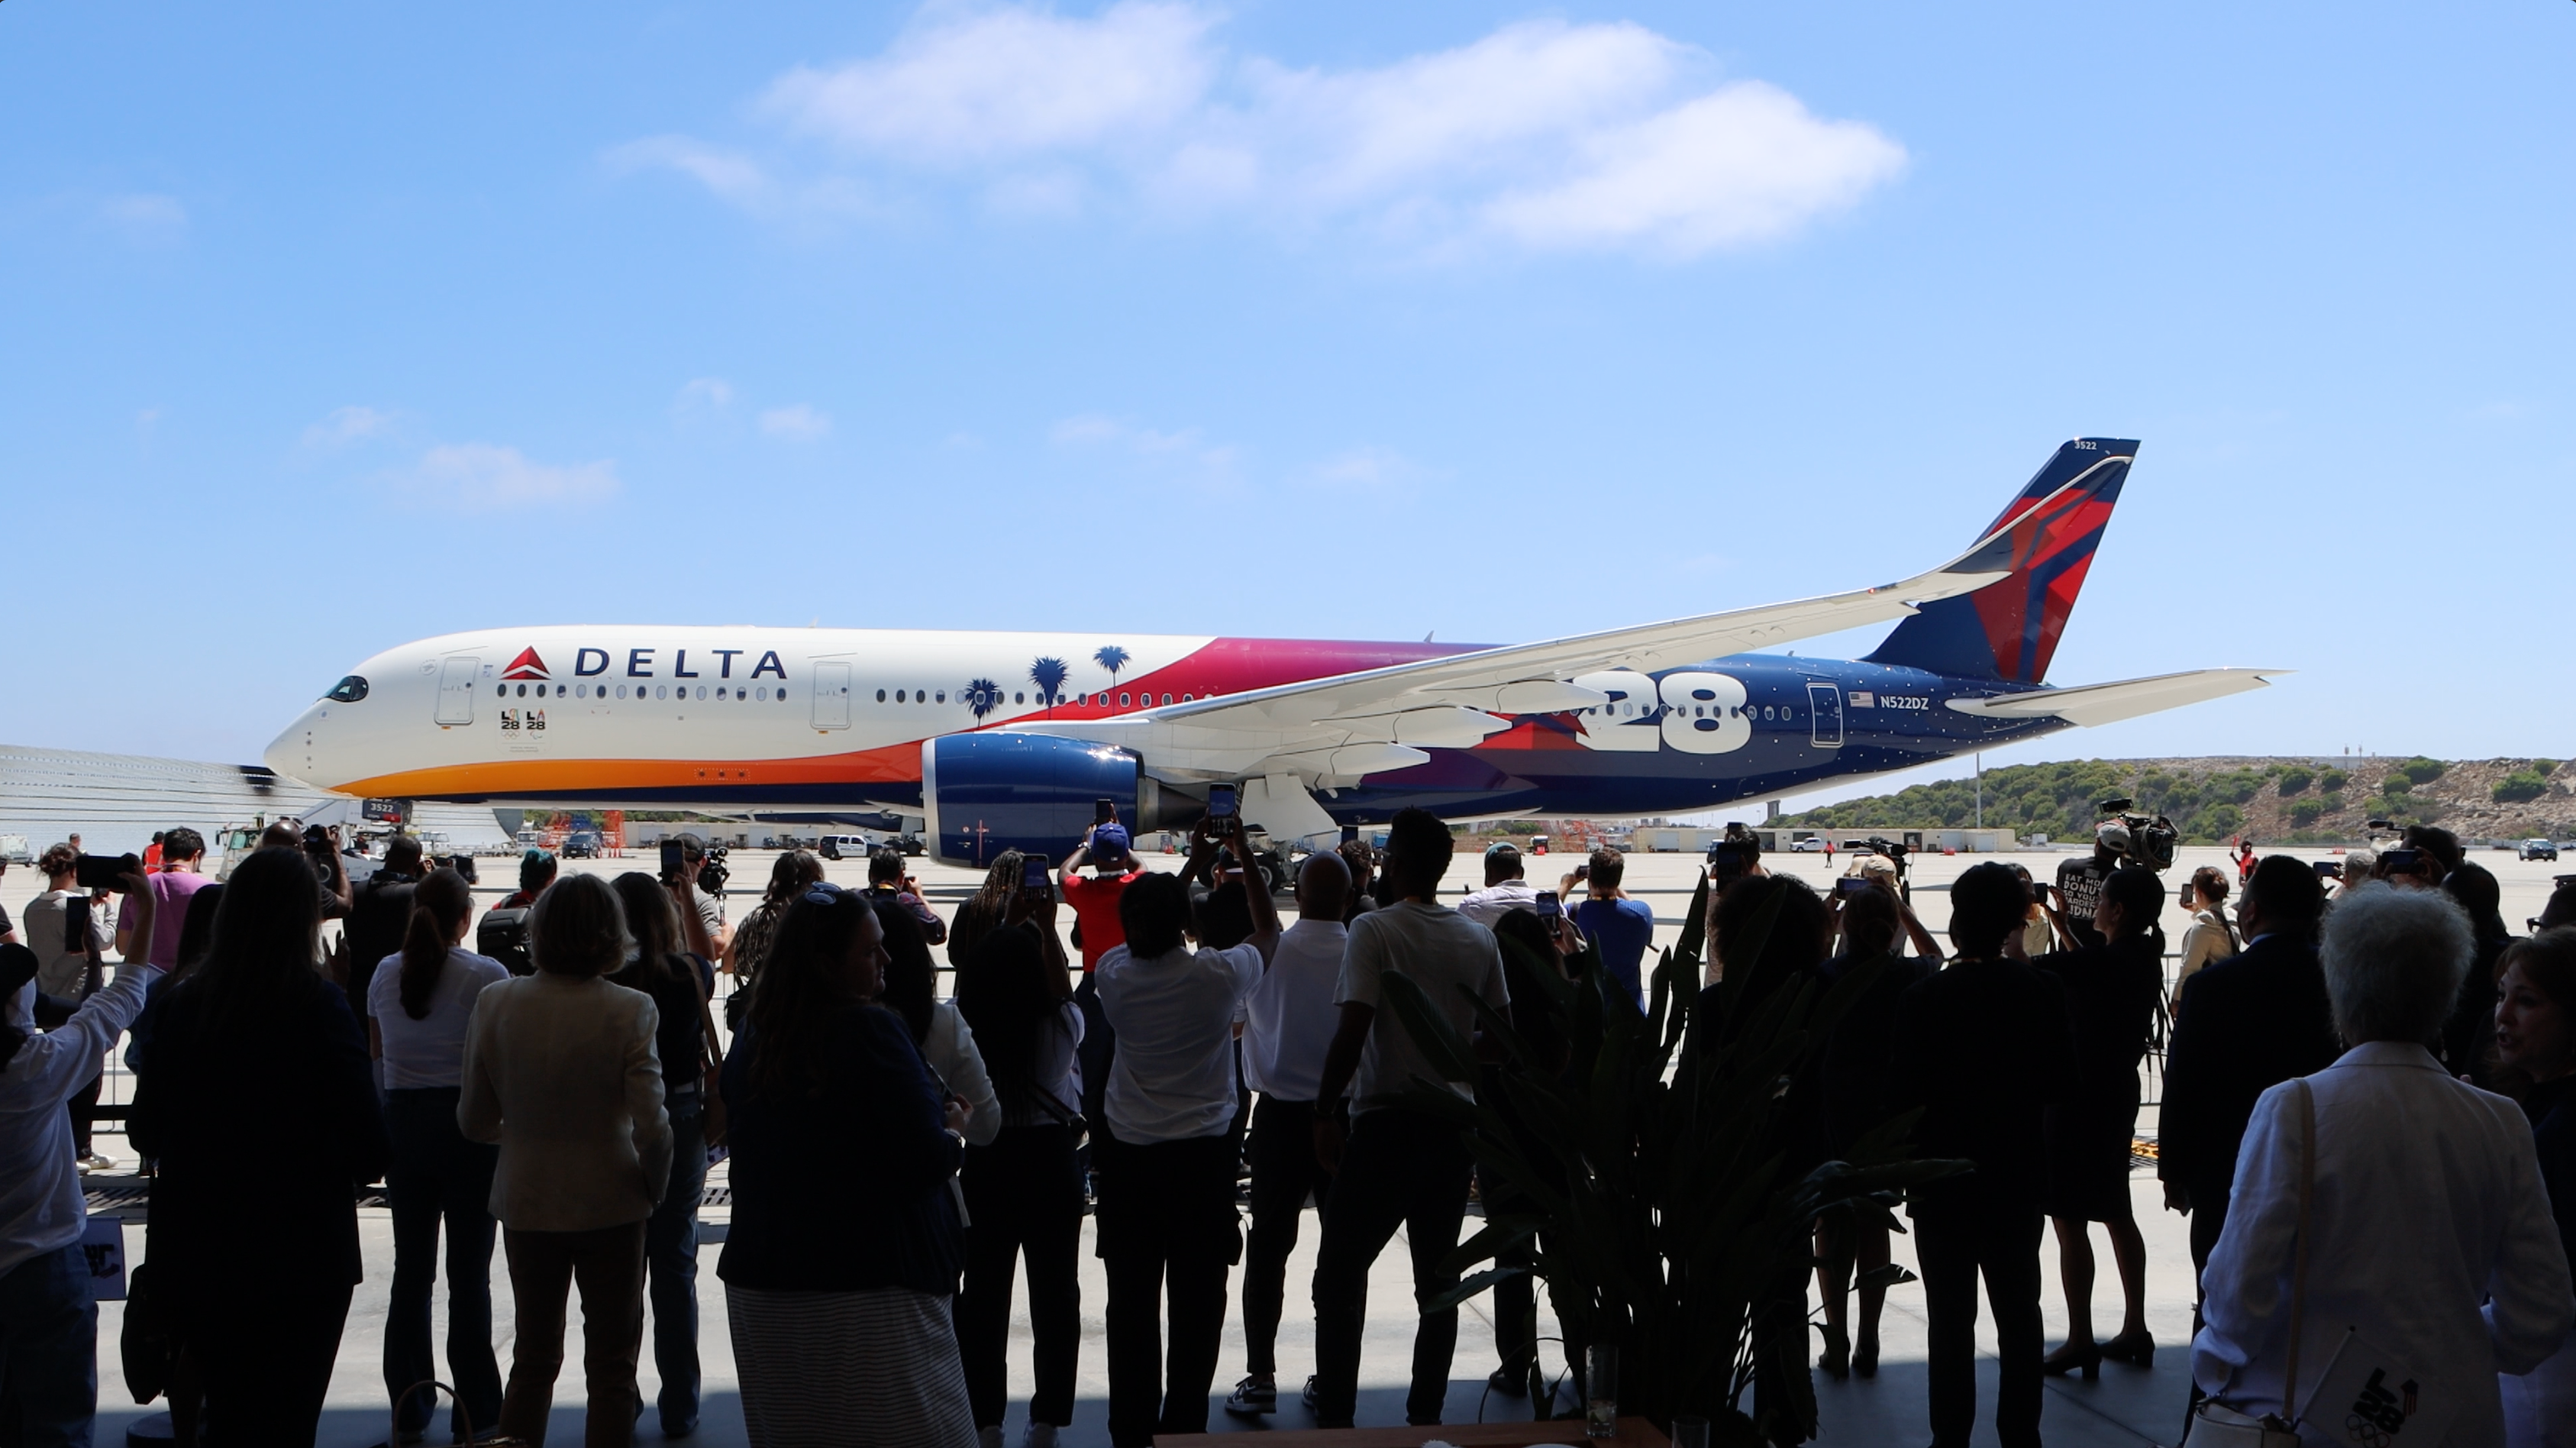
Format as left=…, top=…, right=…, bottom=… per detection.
left=266, top=439, right=2279, bottom=868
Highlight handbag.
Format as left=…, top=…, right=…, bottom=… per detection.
left=686, top=954, right=728, bottom=1152
left=2187, top=1078, right=2318, bottom=1447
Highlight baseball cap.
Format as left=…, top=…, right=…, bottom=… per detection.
left=2096, top=820, right=2132, bottom=853
left=1484, top=842, right=1521, bottom=862
left=1093, top=823, right=1132, bottom=859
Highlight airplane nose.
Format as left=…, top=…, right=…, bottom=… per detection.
left=265, top=709, right=315, bottom=783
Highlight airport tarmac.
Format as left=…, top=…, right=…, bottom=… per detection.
left=67, top=840, right=2557, bottom=1447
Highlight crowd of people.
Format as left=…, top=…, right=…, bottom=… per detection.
left=0, top=813, right=2571, bottom=1448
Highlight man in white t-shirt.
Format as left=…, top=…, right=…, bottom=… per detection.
left=1306, top=809, right=1508, bottom=1429
left=1093, top=819, right=1282, bottom=1448
left=1222, top=851, right=1354, bottom=1419
left=1454, top=842, right=1539, bottom=928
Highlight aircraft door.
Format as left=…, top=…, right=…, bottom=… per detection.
left=435, top=656, right=479, bottom=726
left=812, top=662, right=852, bottom=730
left=1806, top=682, right=1844, bottom=748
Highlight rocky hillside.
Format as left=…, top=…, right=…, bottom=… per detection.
left=1783, top=756, right=2574, bottom=845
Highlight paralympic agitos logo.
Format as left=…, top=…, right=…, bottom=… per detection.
left=501, top=645, right=790, bottom=683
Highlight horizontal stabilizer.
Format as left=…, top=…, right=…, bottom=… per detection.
left=1944, top=667, right=2284, bottom=728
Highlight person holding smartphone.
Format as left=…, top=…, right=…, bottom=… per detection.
left=18, top=845, right=115, bottom=1172
left=1062, top=812, right=1142, bottom=1143
left=1091, top=815, right=1280, bottom=1447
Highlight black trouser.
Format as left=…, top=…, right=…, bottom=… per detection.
left=186, top=1282, right=354, bottom=1448
left=1241, top=1094, right=1334, bottom=1378
left=1310, top=1107, right=1474, bottom=1427
left=384, top=1087, right=504, bottom=1437
left=958, top=1123, right=1084, bottom=1431
left=1913, top=1198, right=2045, bottom=1448
left=1093, top=1130, right=1241, bottom=1448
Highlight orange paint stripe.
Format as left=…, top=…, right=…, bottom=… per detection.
left=334, top=741, right=922, bottom=797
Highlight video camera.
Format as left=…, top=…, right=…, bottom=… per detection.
left=2093, top=797, right=2180, bottom=872
left=697, top=843, right=730, bottom=897
left=300, top=824, right=343, bottom=891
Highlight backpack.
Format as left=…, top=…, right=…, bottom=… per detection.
left=478, top=907, right=535, bottom=976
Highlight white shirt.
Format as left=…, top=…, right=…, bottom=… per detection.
left=21, top=890, right=108, bottom=999
left=918, top=1001, right=1002, bottom=1148
left=366, top=948, right=511, bottom=1091
left=2194, top=1042, right=2574, bottom=1443
left=1242, top=918, right=1347, bottom=1102
left=1455, top=878, right=1540, bottom=928
left=0, top=962, right=160, bottom=1278
left=1338, top=900, right=1508, bottom=1113
left=1096, top=940, right=1262, bottom=1145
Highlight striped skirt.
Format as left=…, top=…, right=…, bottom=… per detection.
left=727, top=1285, right=977, bottom=1448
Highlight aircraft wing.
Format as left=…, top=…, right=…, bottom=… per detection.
left=1022, top=522, right=2034, bottom=781
left=1943, top=667, right=2284, bottom=728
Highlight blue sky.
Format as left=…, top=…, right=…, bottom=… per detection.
left=4, top=2, right=2568, bottom=803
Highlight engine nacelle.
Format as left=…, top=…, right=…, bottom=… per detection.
left=922, top=732, right=1161, bottom=869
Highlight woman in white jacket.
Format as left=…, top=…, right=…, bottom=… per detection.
left=2194, top=884, right=2572, bottom=1444
left=2171, top=865, right=2239, bottom=1014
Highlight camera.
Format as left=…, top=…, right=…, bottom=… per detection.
left=2093, top=798, right=2179, bottom=872
left=697, top=843, right=730, bottom=897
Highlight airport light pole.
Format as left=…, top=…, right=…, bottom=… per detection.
left=1974, top=752, right=1983, bottom=829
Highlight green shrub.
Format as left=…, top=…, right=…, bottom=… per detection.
left=2319, top=793, right=2345, bottom=814
left=2277, top=767, right=2313, bottom=797
left=2319, top=768, right=2350, bottom=793
left=2290, top=798, right=2324, bottom=826
left=2495, top=771, right=2550, bottom=804
left=2382, top=774, right=2412, bottom=796
left=2401, top=757, right=2447, bottom=786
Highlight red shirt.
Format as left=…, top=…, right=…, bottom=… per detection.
left=1063, top=870, right=1138, bottom=972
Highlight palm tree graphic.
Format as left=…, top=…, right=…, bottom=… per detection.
left=1028, top=657, right=1069, bottom=706
left=1093, top=645, right=1130, bottom=691
left=964, top=678, right=1002, bottom=719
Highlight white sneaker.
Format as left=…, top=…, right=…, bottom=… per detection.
left=82, top=1152, right=118, bottom=1172
left=977, top=1427, right=1003, bottom=1448
left=1020, top=1424, right=1057, bottom=1448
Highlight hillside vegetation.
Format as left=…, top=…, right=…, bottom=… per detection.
left=1783, top=756, right=2574, bottom=845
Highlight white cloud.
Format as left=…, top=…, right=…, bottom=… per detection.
left=397, top=444, right=620, bottom=512
left=99, top=193, right=187, bottom=241
left=302, top=405, right=395, bottom=449
left=624, top=7, right=1904, bottom=258
left=1051, top=413, right=1239, bottom=489
left=675, top=377, right=736, bottom=417
left=760, top=2, right=1215, bottom=163
left=758, top=404, right=833, bottom=441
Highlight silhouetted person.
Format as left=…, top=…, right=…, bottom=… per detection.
left=1889, top=861, right=2075, bottom=1448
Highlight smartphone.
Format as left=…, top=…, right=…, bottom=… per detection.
left=1095, top=797, right=1116, bottom=825
left=660, top=840, right=686, bottom=880
left=1535, top=889, right=1561, bottom=920
left=1835, top=875, right=1874, bottom=896
left=1022, top=854, right=1053, bottom=890
left=2380, top=848, right=2423, bottom=875
left=1206, top=784, right=1238, bottom=822
left=2313, top=860, right=2343, bottom=879
left=64, top=894, right=92, bottom=952
left=1709, top=847, right=1746, bottom=878
left=73, top=853, right=138, bottom=892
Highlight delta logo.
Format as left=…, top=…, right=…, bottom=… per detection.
left=501, top=648, right=551, bottom=681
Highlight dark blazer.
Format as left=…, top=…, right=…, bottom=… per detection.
left=1888, top=955, right=2076, bottom=1213
left=718, top=1004, right=964, bottom=1297
left=2523, top=1075, right=2575, bottom=1262
left=2157, top=932, right=2341, bottom=1198
left=129, top=970, right=389, bottom=1298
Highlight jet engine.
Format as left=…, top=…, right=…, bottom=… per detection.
left=921, top=732, right=1184, bottom=869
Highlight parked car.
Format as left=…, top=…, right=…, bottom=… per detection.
left=892, top=832, right=926, bottom=857
left=2521, top=839, right=2560, bottom=861
left=818, top=833, right=874, bottom=861
left=1788, top=836, right=1827, bottom=853
left=562, top=830, right=599, bottom=859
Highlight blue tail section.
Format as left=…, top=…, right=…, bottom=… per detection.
left=1864, top=438, right=2137, bottom=684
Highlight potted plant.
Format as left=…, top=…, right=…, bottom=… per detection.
left=1379, top=871, right=1965, bottom=1444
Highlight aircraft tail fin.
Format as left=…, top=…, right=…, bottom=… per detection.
left=1864, top=438, right=2136, bottom=684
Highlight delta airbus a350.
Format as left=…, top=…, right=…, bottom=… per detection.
left=268, top=440, right=2277, bottom=867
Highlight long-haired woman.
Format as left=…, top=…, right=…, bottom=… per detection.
left=953, top=903, right=1085, bottom=1447
left=129, top=848, right=389, bottom=1447
left=2494, top=929, right=2576, bottom=1445
left=945, top=850, right=1027, bottom=971
left=608, top=871, right=715, bottom=1437
left=721, top=849, right=823, bottom=1028
left=2172, top=865, right=2237, bottom=1013
left=873, top=900, right=999, bottom=1147
left=720, top=883, right=975, bottom=1446
left=2032, top=863, right=2168, bottom=1373
left=366, top=866, right=509, bottom=1440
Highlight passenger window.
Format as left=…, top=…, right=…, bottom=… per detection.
left=656, top=686, right=668, bottom=700
left=937, top=691, right=947, bottom=703
left=1015, top=692, right=1025, bottom=704
left=1121, top=693, right=1131, bottom=706
left=1162, top=693, right=1173, bottom=706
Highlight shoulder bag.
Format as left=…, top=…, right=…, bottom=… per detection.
left=2187, top=1077, right=2316, bottom=1448
left=686, top=953, right=727, bottom=1152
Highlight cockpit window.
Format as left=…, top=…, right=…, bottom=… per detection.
left=324, top=675, right=370, bottom=703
